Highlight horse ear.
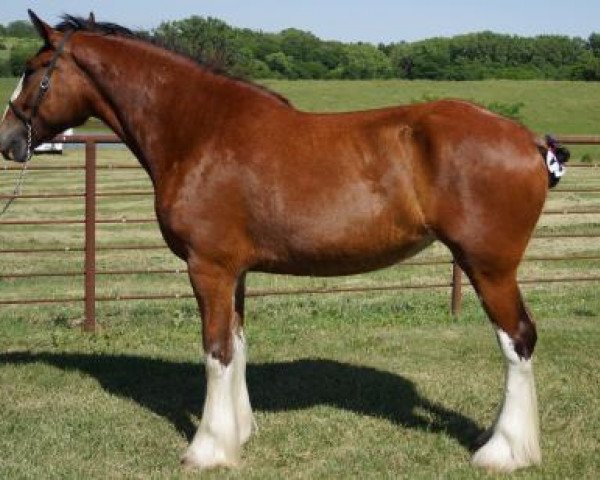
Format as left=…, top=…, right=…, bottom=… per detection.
left=28, top=9, right=60, bottom=47
left=88, top=12, right=96, bottom=28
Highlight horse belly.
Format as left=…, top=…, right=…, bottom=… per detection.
left=274, top=237, right=433, bottom=276
left=253, top=197, right=432, bottom=276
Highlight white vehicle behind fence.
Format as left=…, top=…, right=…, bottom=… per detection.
left=34, top=128, right=74, bottom=154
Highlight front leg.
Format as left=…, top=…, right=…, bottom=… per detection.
left=181, top=262, right=253, bottom=469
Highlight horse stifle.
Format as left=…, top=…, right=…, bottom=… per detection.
left=1, top=11, right=556, bottom=472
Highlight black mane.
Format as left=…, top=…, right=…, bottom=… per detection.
left=56, top=14, right=134, bottom=36
left=55, top=15, right=291, bottom=107
left=54, top=15, right=135, bottom=37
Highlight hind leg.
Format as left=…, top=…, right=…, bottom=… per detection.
left=466, top=269, right=541, bottom=471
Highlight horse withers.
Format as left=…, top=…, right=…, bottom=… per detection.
left=0, top=11, right=551, bottom=472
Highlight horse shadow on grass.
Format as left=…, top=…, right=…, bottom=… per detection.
left=0, top=351, right=484, bottom=450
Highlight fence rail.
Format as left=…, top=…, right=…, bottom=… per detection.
left=2, top=134, right=599, bottom=331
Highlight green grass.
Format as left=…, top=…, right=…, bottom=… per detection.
left=1, top=296, right=599, bottom=479
left=1, top=80, right=599, bottom=477
left=264, top=79, right=600, bottom=161
left=261, top=80, right=600, bottom=134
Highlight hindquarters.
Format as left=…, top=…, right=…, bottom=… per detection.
left=408, top=100, right=548, bottom=354
left=412, top=101, right=548, bottom=278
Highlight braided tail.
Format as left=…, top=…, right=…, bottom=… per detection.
left=537, top=134, right=570, bottom=188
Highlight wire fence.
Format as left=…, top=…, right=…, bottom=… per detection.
left=1, top=134, right=599, bottom=331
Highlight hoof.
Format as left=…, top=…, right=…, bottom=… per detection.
left=471, top=432, right=541, bottom=472
left=238, top=413, right=258, bottom=446
left=180, top=451, right=239, bottom=471
left=180, top=439, right=240, bottom=470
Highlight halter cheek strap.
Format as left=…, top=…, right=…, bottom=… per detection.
left=8, top=30, right=73, bottom=127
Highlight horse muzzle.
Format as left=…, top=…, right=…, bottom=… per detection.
left=0, top=125, right=29, bottom=163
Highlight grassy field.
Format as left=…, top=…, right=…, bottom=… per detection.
left=263, top=79, right=600, bottom=161
left=2, top=77, right=600, bottom=158
left=1, top=79, right=599, bottom=478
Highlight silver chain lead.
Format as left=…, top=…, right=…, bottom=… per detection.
left=1, top=32, right=71, bottom=217
left=0, top=123, right=32, bottom=216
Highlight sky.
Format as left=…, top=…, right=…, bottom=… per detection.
left=1, top=1, right=598, bottom=44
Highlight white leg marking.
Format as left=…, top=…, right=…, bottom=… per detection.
left=472, top=330, right=541, bottom=471
left=233, top=331, right=256, bottom=444
left=182, top=331, right=254, bottom=469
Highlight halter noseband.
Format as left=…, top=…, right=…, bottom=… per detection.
left=8, top=31, right=73, bottom=131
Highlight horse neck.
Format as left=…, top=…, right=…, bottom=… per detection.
left=72, top=33, right=241, bottom=182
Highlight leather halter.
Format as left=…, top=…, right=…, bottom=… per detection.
left=8, top=31, right=73, bottom=128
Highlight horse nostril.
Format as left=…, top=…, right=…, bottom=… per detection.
left=0, top=140, right=12, bottom=160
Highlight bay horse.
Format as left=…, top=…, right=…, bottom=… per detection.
left=1, top=11, right=549, bottom=472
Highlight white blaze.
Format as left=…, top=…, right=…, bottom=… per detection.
left=1, top=75, right=25, bottom=123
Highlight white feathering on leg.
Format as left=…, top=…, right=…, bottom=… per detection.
left=182, top=347, right=241, bottom=468
left=472, top=330, right=541, bottom=471
left=233, top=331, right=256, bottom=444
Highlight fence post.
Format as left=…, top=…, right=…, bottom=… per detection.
left=451, top=260, right=463, bottom=317
left=83, top=140, right=96, bottom=332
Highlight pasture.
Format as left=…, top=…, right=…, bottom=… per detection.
left=1, top=79, right=599, bottom=478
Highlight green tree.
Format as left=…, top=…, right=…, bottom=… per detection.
left=340, top=43, right=393, bottom=79
left=0, top=59, right=11, bottom=76
left=279, top=28, right=321, bottom=62
left=147, top=14, right=599, bottom=81
left=265, top=52, right=297, bottom=79
left=244, top=59, right=272, bottom=78
left=154, top=16, right=243, bottom=71
left=572, top=51, right=600, bottom=80
left=390, top=31, right=593, bottom=81
left=9, top=42, right=39, bottom=76
left=276, top=29, right=335, bottom=78
left=6, top=20, right=36, bottom=38
left=588, top=33, right=600, bottom=57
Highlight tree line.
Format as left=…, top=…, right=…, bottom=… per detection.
left=1, top=17, right=599, bottom=80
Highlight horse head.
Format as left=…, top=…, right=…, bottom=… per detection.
left=0, top=10, right=96, bottom=162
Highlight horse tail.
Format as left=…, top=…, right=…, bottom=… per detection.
left=536, top=135, right=571, bottom=189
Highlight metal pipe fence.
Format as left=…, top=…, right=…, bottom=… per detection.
left=1, top=134, right=599, bottom=331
